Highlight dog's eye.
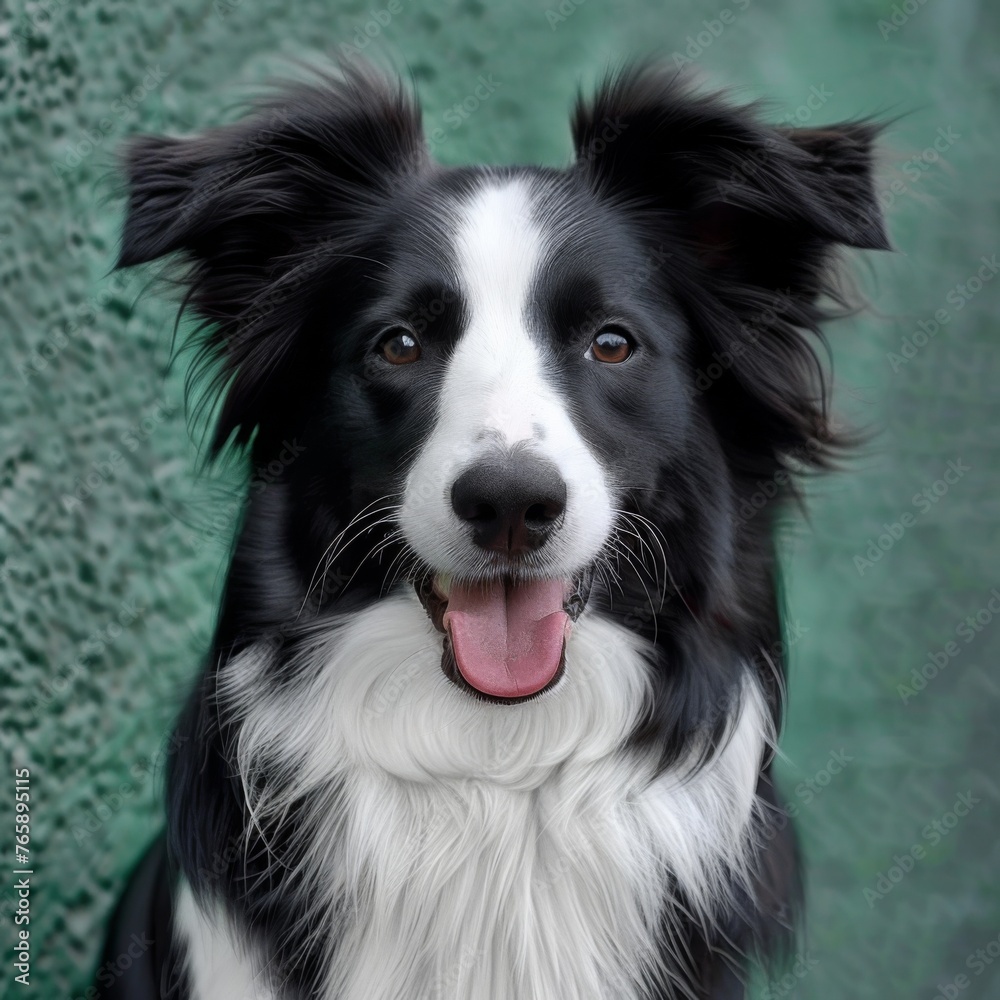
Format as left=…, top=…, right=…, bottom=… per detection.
left=587, top=328, right=634, bottom=364
left=378, top=328, right=422, bottom=365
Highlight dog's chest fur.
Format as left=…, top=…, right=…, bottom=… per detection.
left=176, top=596, right=768, bottom=1000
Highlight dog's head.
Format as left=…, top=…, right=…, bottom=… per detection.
left=119, top=63, right=886, bottom=710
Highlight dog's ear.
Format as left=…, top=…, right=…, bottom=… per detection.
left=572, top=65, right=889, bottom=298
left=117, top=63, right=425, bottom=452
left=573, top=65, right=890, bottom=469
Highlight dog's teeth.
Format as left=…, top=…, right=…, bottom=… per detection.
left=436, top=573, right=452, bottom=598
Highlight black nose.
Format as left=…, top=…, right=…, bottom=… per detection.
left=451, top=453, right=567, bottom=556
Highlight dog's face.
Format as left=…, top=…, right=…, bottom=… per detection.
left=343, top=172, right=707, bottom=699
left=119, top=64, right=887, bottom=708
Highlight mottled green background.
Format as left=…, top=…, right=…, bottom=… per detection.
left=2, top=0, right=998, bottom=997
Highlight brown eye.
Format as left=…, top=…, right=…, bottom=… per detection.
left=588, top=328, right=633, bottom=364
left=378, top=328, right=422, bottom=365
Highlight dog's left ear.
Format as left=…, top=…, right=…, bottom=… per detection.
left=572, top=65, right=890, bottom=297
left=117, top=63, right=426, bottom=453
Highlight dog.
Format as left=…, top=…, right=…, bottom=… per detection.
left=99, top=60, right=888, bottom=1000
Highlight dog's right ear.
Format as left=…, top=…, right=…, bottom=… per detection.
left=572, top=63, right=890, bottom=469
left=116, top=63, right=426, bottom=452
left=118, top=63, right=425, bottom=270
left=572, top=64, right=889, bottom=300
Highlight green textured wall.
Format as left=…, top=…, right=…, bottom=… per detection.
left=2, top=0, right=998, bottom=997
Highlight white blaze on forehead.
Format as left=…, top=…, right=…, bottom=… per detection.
left=450, top=178, right=548, bottom=444
left=400, top=177, right=614, bottom=578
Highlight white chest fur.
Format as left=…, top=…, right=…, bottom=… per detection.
left=177, top=595, right=769, bottom=1000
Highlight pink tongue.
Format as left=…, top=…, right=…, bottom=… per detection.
left=443, top=578, right=568, bottom=698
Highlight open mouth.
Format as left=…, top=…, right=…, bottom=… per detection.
left=415, top=569, right=593, bottom=704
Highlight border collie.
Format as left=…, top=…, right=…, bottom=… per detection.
left=100, top=60, right=888, bottom=1000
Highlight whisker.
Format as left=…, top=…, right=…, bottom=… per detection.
left=618, top=507, right=698, bottom=622
left=336, top=527, right=407, bottom=596
left=298, top=496, right=403, bottom=614
left=607, top=529, right=660, bottom=644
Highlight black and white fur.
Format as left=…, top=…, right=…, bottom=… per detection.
left=103, top=61, right=888, bottom=1000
